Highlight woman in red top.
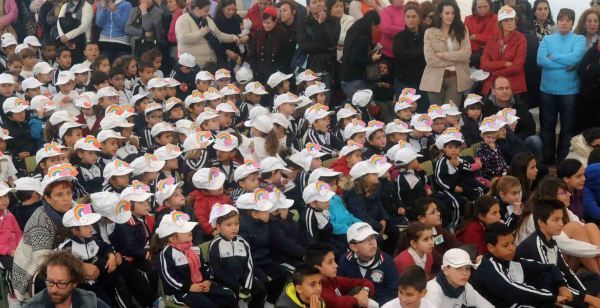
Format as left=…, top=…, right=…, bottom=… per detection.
left=464, top=0, right=498, bottom=67
left=456, top=195, right=502, bottom=255
left=480, top=5, right=527, bottom=95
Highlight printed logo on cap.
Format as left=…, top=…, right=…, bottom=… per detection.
left=208, top=167, right=220, bottom=183
left=157, top=177, right=176, bottom=192
left=216, top=132, right=234, bottom=146
left=315, top=181, right=331, bottom=194
left=115, top=200, right=131, bottom=216
left=83, top=136, right=101, bottom=148
left=132, top=180, right=150, bottom=192
left=305, top=142, right=322, bottom=155
left=171, top=211, right=190, bottom=222
left=367, top=120, right=384, bottom=129
left=196, top=131, right=214, bottom=144
left=369, top=155, right=387, bottom=167
left=416, top=114, right=433, bottom=126
left=114, top=160, right=131, bottom=169
left=243, top=159, right=260, bottom=169
left=48, top=163, right=78, bottom=177
left=254, top=188, right=270, bottom=203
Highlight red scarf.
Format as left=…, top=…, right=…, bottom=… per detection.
left=169, top=242, right=203, bottom=284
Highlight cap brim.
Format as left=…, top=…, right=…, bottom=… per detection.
left=77, top=144, right=101, bottom=152
left=124, top=192, right=153, bottom=202
left=110, top=167, right=135, bottom=177
left=351, top=230, right=378, bottom=242
left=213, top=144, right=236, bottom=152
left=276, top=199, right=294, bottom=209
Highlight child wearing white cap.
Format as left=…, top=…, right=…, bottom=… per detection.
left=32, top=143, right=66, bottom=180
left=154, top=144, right=183, bottom=183
left=152, top=177, right=200, bottom=242
left=207, top=203, right=267, bottom=307
left=155, top=210, right=238, bottom=308
left=190, top=167, right=231, bottom=236
left=203, top=87, right=223, bottom=110
left=150, top=121, right=176, bottom=151
left=238, top=81, right=267, bottom=129
left=210, top=132, right=240, bottom=191
left=230, top=159, right=260, bottom=203
left=164, top=97, right=185, bottom=124
left=102, top=159, right=134, bottom=193
left=148, top=77, right=168, bottom=104
left=258, top=156, right=291, bottom=193
left=139, top=102, right=164, bottom=151
left=53, top=71, right=81, bottom=117
left=4, top=97, right=37, bottom=170
left=196, top=107, right=221, bottom=133
left=461, top=93, right=484, bottom=146
left=58, top=121, right=84, bottom=150
left=21, top=77, right=42, bottom=101
left=0, top=180, right=20, bottom=276
left=237, top=189, right=290, bottom=303
left=329, top=140, right=364, bottom=177
left=13, top=177, right=43, bottom=230
left=304, top=103, right=343, bottom=160
left=132, top=61, right=155, bottom=96
left=408, top=114, right=435, bottom=162
left=73, top=135, right=103, bottom=194
left=389, top=142, right=429, bottom=212
left=214, top=68, right=232, bottom=89
left=477, top=116, right=508, bottom=180
left=195, top=71, right=214, bottom=93
left=58, top=203, right=118, bottom=305
left=385, top=119, right=412, bottom=146
left=97, top=129, right=125, bottom=168
left=215, top=101, right=237, bottom=132
left=363, top=120, right=388, bottom=159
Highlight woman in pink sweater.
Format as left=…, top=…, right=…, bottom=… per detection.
left=0, top=0, right=18, bottom=33
left=378, top=0, right=405, bottom=58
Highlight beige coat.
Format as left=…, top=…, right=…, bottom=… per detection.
left=419, top=27, right=472, bottom=93
left=175, top=13, right=238, bottom=67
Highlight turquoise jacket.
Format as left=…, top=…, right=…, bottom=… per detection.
left=537, top=31, right=586, bottom=95
left=329, top=194, right=361, bottom=235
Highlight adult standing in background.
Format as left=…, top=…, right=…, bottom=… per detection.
left=578, top=40, right=600, bottom=132
left=214, top=0, right=246, bottom=71
left=166, top=0, right=186, bottom=68
left=480, top=6, right=527, bottom=96
left=420, top=0, right=471, bottom=107
left=95, top=0, right=133, bottom=62
left=492, top=0, right=532, bottom=21
left=575, top=8, right=600, bottom=50
left=125, top=0, right=166, bottom=57
left=532, top=0, right=555, bottom=41
left=537, top=8, right=586, bottom=165
left=349, top=0, right=383, bottom=21
left=464, top=0, right=497, bottom=68
left=378, top=0, right=405, bottom=60
left=419, top=1, right=435, bottom=30
left=244, top=0, right=272, bottom=36
left=329, top=0, right=355, bottom=63
left=0, top=0, right=18, bottom=39
left=56, top=0, right=93, bottom=64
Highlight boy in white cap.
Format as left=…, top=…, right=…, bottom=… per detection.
left=214, top=68, right=232, bottom=89
left=338, top=222, right=400, bottom=305
left=148, top=77, right=168, bottom=104
left=13, top=177, right=44, bottom=230
left=102, top=159, right=134, bottom=193
left=73, top=135, right=103, bottom=194
left=150, top=121, right=175, bottom=151
left=53, top=71, right=80, bottom=117
left=267, top=71, right=292, bottom=97
left=29, top=95, right=56, bottom=148
left=156, top=210, right=237, bottom=307
left=304, top=103, right=343, bottom=160
left=164, top=97, right=185, bottom=124
left=408, top=113, right=434, bottom=162
left=230, top=159, right=260, bottom=203
left=239, top=81, right=267, bottom=128
left=154, top=143, right=183, bottom=182
left=385, top=119, right=412, bottom=145
left=301, top=180, right=345, bottom=255
left=211, top=131, right=239, bottom=191
left=96, top=129, right=125, bottom=168
left=363, top=120, right=387, bottom=159
left=153, top=177, right=201, bottom=243
left=259, top=155, right=291, bottom=192
left=424, top=248, right=492, bottom=307
left=4, top=97, right=37, bottom=170
left=170, top=53, right=197, bottom=99
left=461, top=93, right=484, bottom=146
left=0, top=35, right=17, bottom=70
left=184, top=90, right=205, bottom=121
left=196, top=107, right=221, bottom=133
left=71, top=63, right=91, bottom=94
left=58, top=203, right=118, bottom=305
left=33, top=62, right=54, bottom=96
left=21, top=77, right=42, bottom=101
left=389, top=142, right=428, bottom=214
left=132, top=61, right=155, bottom=95
left=215, top=101, right=237, bottom=132
left=208, top=203, right=267, bottom=307
left=139, top=102, right=164, bottom=151
left=191, top=167, right=231, bottom=236
left=237, top=189, right=290, bottom=303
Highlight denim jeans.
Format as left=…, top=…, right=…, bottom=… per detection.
left=524, top=135, right=543, bottom=159
left=539, top=92, right=577, bottom=164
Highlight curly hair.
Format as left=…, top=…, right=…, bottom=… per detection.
left=39, top=250, right=85, bottom=285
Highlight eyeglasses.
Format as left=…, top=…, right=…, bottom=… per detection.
left=426, top=208, right=440, bottom=216
left=45, top=279, right=72, bottom=289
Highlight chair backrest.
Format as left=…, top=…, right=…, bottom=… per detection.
left=199, top=241, right=211, bottom=263
left=422, top=160, right=433, bottom=176
left=25, top=156, right=37, bottom=174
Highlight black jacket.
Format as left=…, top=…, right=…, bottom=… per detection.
left=268, top=215, right=306, bottom=266
left=578, top=40, right=600, bottom=97
left=158, top=245, right=211, bottom=296
left=76, top=162, right=104, bottom=194
left=239, top=214, right=272, bottom=267
left=395, top=169, right=428, bottom=214
left=5, top=119, right=37, bottom=156
left=208, top=234, right=254, bottom=293
left=343, top=187, right=389, bottom=233
left=482, top=95, right=536, bottom=140
left=300, top=206, right=333, bottom=243
left=110, top=216, right=152, bottom=269
left=392, top=27, right=426, bottom=88
left=461, top=115, right=482, bottom=147
left=249, top=25, right=295, bottom=84
left=341, top=24, right=373, bottom=82
left=298, top=14, right=339, bottom=74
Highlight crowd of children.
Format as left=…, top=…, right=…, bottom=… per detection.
left=3, top=27, right=600, bottom=308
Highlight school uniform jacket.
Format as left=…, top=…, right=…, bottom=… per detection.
left=395, top=169, right=428, bottom=212
left=110, top=216, right=155, bottom=269
left=268, top=215, right=306, bottom=266
left=470, top=254, right=565, bottom=307
left=76, top=162, right=103, bottom=194
left=158, top=245, right=211, bottom=298
left=305, top=128, right=344, bottom=160
left=515, top=230, right=586, bottom=301
left=407, top=134, right=434, bottom=162
left=239, top=215, right=272, bottom=267
left=337, top=250, right=399, bottom=305
left=208, top=234, right=254, bottom=293
left=300, top=206, right=333, bottom=243
left=58, top=235, right=114, bottom=269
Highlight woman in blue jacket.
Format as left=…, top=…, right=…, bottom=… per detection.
left=537, top=8, right=586, bottom=165
left=96, top=0, right=133, bottom=62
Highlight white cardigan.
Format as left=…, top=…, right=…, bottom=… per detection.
left=336, top=14, right=355, bottom=62
left=57, top=1, right=94, bottom=42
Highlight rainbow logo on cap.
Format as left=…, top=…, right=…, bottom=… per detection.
left=272, top=188, right=283, bottom=200
left=305, top=142, right=321, bottom=154
left=350, top=119, right=366, bottom=127
left=84, top=136, right=101, bottom=148
left=244, top=160, right=260, bottom=169
left=157, top=177, right=176, bottom=192
left=73, top=204, right=92, bottom=221
left=480, top=117, right=496, bottom=128
left=208, top=167, right=220, bottom=183
left=115, top=200, right=131, bottom=215
left=254, top=188, right=269, bottom=203
left=401, top=88, right=417, bottom=97
left=428, top=105, right=443, bottom=113
left=132, top=180, right=150, bottom=192
left=171, top=211, right=190, bottom=222
left=500, top=108, right=516, bottom=118
left=48, top=163, right=78, bottom=178
left=397, top=96, right=415, bottom=106
left=113, top=160, right=130, bottom=169
left=370, top=155, right=387, bottom=166
left=166, top=144, right=182, bottom=154
left=211, top=203, right=228, bottom=216
left=310, top=104, right=329, bottom=112
left=144, top=153, right=158, bottom=162
left=367, top=120, right=384, bottom=129
left=315, top=181, right=330, bottom=193
left=196, top=131, right=213, bottom=143
left=393, top=119, right=409, bottom=129
left=304, top=69, right=317, bottom=77
left=106, top=105, right=123, bottom=115
left=14, top=98, right=28, bottom=107
left=226, top=84, right=239, bottom=93
left=43, top=143, right=61, bottom=153
left=216, top=132, right=234, bottom=146
left=417, top=114, right=432, bottom=126
left=121, top=106, right=134, bottom=113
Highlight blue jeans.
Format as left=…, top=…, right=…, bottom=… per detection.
left=341, top=80, right=367, bottom=99
left=524, top=135, right=543, bottom=159
left=539, top=92, right=577, bottom=164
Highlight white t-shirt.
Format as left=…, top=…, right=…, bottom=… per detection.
left=382, top=298, right=434, bottom=308
left=425, top=279, right=493, bottom=308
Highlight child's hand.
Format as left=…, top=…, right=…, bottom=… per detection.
left=115, top=252, right=123, bottom=265
left=353, top=289, right=369, bottom=307
left=106, top=253, right=117, bottom=273
left=309, top=295, right=321, bottom=308
left=18, top=152, right=30, bottom=159
left=129, top=136, right=139, bottom=147
left=454, top=186, right=463, bottom=193
left=199, top=280, right=211, bottom=292
left=558, top=286, right=572, bottom=302
left=82, top=263, right=100, bottom=280
left=379, top=220, right=387, bottom=234
left=190, top=283, right=204, bottom=292
left=513, top=201, right=522, bottom=215
left=61, top=96, right=73, bottom=105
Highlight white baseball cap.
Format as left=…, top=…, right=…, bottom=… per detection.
left=365, top=120, right=385, bottom=140
left=15, top=44, right=29, bottom=54
left=147, top=78, right=168, bottom=90
left=14, top=177, right=43, bottom=196
left=307, top=168, right=341, bottom=185
left=195, top=71, right=215, bottom=81
left=250, top=115, right=274, bottom=133
left=91, top=191, right=131, bottom=224
left=390, top=144, right=421, bottom=165
left=21, top=77, right=43, bottom=91
left=156, top=211, right=197, bottom=238
left=155, top=177, right=184, bottom=205
left=497, top=108, right=519, bottom=125
left=178, top=53, right=196, bottom=68
left=350, top=160, right=379, bottom=180
left=33, top=62, right=53, bottom=75
left=385, top=120, right=412, bottom=135
left=30, top=95, right=57, bottom=112
left=0, top=129, right=11, bottom=141
left=100, top=115, right=134, bottom=130
left=271, top=187, right=294, bottom=209
left=209, top=203, right=239, bottom=227
left=219, top=84, right=240, bottom=96
left=204, top=87, right=223, bottom=101
left=23, top=36, right=42, bottom=47
left=75, top=95, right=98, bottom=109
left=41, top=163, right=78, bottom=193
left=0, top=73, right=14, bottom=84
left=195, top=108, right=220, bottom=125
left=464, top=93, right=484, bottom=108
left=260, top=156, right=291, bottom=174
left=267, top=71, right=292, bottom=88
left=70, top=63, right=91, bottom=74
left=74, top=136, right=102, bottom=152
left=3, top=97, right=29, bottom=114
left=58, top=121, right=85, bottom=139
left=479, top=116, right=504, bottom=133
left=234, top=160, right=261, bottom=182
left=215, top=68, right=232, bottom=80
left=470, top=69, right=490, bottom=82
left=103, top=159, right=134, bottom=180
left=55, top=71, right=75, bottom=86
left=132, top=92, right=150, bottom=106
left=498, top=5, right=517, bottom=21
left=49, top=110, right=77, bottom=125
left=271, top=113, right=290, bottom=129
left=175, top=119, right=196, bottom=135
left=399, top=88, right=421, bottom=102
left=339, top=141, right=364, bottom=157
left=164, top=97, right=184, bottom=112
left=288, top=143, right=326, bottom=171
left=302, top=180, right=335, bottom=204
left=130, top=154, right=166, bottom=176
left=244, top=106, right=270, bottom=127
left=120, top=180, right=154, bottom=202
left=192, top=167, right=226, bottom=190
left=347, top=222, right=378, bottom=243
left=151, top=121, right=175, bottom=137
left=1, top=36, right=16, bottom=48
left=35, top=143, right=64, bottom=164
left=304, top=103, right=333, bottom=124
left=296, top=69, right=319, bottom=85
left=337, top=104, right=358, bottom=122
left=0, top=180, right=14, bottom=196
left=442, top=102, right=462, bottom=116
left=305, top=83, right=329, bottom=98
left=62, top=203, right=102, bottom=227
left=410, top=114, right=433, bottom=132
left=273, top=92, right=301, bottom=110
left=155, top=144, right=183, bottom=161
left=442, top=248, right=475, bottom=268
left=428, top=105, right=447, bottom=121
left=236, top=188, right=275, bottom=212
left=182, top=132, right=214, bottom=152
left=184, top=91, right=205, bottom=109
left=97, top=129, right=125, bottom=143
left=352, top=89, right=373, bottom=108
left=235, top=64, right=253, bottom=84
left=213, top=132, right=239, bottom=152
left=164, top=77, right=181, bottom=88
left=144, top=102, right=164, bottom=115
left=343, top=119, right=368, bottom=140
left=435, top=128, right=464, bottom=149
left=244, top=81, right=268, bottom=95
left=394, top=98, right=415, bottom=114
left=216, top=102, right=237, bottom=114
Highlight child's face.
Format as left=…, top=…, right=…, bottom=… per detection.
left=217, top=149, right=236, bottom=163
left=102, top=139, right=119, bottom=155
left=315, top=93, right=326, bottom=104
left=277, top=208, right=289, bottom=220
left=443, top=144, right=460, bottom=158
left=466, top=106, right=482, bottom=119
left=446, top=115, right=460, bottom=126
left=42, top=45, right=56, bottom=60
left=188, top=103, right=203, bottom=119
left=311, top=200, right=330, bottom=211
left=368, top=130, right=387, bottom=149
left=59, top=81, right=75, bottom=93
left=0, top=194, right=9, bottom=209
left=127, top=60, right=137, bottom=76
left=204, top=118, right=221, bottom=131
left=206, top=99, right=221, bottom=109
left=132, top=200, right=150, bottom=217
left=239, top=173, right=259, bottom=191
left=110, top=74, right=125, bottom=90
left=488, top=233, right=516, bottom=262
left=246, top=93, right=262, bottom=104
left=310, top=157, right=322, bottom=171
left=215, top=78, right=230, bottom=88
left=350, top=235, right=378, bottom=259
left=499, top=188, right=521, bottom=205
left=479, top=203, right=501, bottom=226
left=165, top=188, right=185, bottom=209
left=278, top=102, right=295, bottom=116
left=399, top=286, right=427, bottom=308
left=364, top=173, right=379, bottom=186
left=316, top=251, right=338, bottom=279
left=98, top=59, right=110, bottom=73
left=482, top=131, right=498, bottom=146
left=73, top=225, right=95, bottom=239
left=419, top=203, right=441, bottom=227
left=58, top=51, right=72, bottom=68
left=180, top=66, right=191, bottom=75
left=146, top=111, right=164, bottom=127
left=155, top=132, right=174, bottom=146
left=296, top=274, right=323, bottom=303
left=411, top=229, right=434, bottom=254
left=397, top=109, right=412, bottom=121
left=171, top=231, right=193, bottom=244
left=78, top=150, right=98, bottom=165
left=313, top=117, right=330, bottom=132
left=41, top=155, right=66, bottom=172
left=121, top=127, right=132, bottom=138
left=26, top=87, right=41, bottom=98
left=216, top=214, right=240, bottom=240
left=196, top=80, right=211, bottom=92
left=23, top=56, right=38, bottom=68
left=346, top=150, right=362, bottom=167
left=218, top=112, right=234, bottom=128
left=378, top=63, right=389, bottom=75
left=64, top=128, right=83, bottom=147
left=9, top=111, right=26, bottom=123
left=350, top=132, right=366, bottom=145
left=166, top=87, right=177, bottom=98
left=526, top=159, right=538, bottom=182
left=0, top=83, right=14, bottom=96
left=164, top=158, right=178, bottom=171
left=82, top=107, right=95, bottom=117
left=443, top=266, right=472, bottom=288
left=110, top=174, right=130, bottom=188
left=153, top=57, right=162, bottom=70
left=152, top=88, right=166, bottom=101
left=252, top=210, right=270, bottom=223
left=85, top=44, right=99, bottom=61
left=177, top=132, right=187, bottom=144
left=37, top=73, right=52, bottom=84
left=431, top=118, right=445, bottom=134
left=538, top=208, right=564, bottom=237
left=139, top=68, right=155, bottom=82
left=0, top=139, right=6, bottom=152
left=8, top=60, right=22, bottom=74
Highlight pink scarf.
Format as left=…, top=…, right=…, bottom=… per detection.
left=169, top=242, right=203, bottom=284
